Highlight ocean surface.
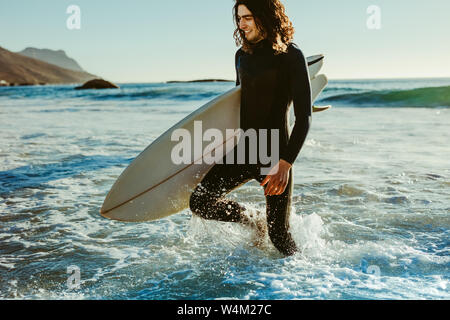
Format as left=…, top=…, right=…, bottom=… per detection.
left=0, top=78, right=449, bottom=300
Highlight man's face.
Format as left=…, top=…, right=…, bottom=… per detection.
left=237, top=4, right=264, bottom=43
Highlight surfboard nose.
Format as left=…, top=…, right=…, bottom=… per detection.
left=307, top=54, right=324, bottom=66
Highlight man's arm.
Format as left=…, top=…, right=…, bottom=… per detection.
left=279, top=46, right=312, bottom=165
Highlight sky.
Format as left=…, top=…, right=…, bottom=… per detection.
left=1, top=0, right=449, bottom=83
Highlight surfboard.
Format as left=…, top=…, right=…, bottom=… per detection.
left=307, top=54, right=324, bottom=79
left=101, top=56, right=328, bottom=222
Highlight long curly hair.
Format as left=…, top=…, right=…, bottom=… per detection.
left=233, top=0, right=295, bottom=54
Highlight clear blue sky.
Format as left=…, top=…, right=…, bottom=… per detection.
left=1, top=0, right=449, bottom=82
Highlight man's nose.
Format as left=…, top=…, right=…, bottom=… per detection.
left=239, top=20, right=247, bottom=30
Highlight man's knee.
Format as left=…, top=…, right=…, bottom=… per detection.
left=189, top=185, right=218, bottom=219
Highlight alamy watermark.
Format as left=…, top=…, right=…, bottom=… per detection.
left=66, top=5, right=81, bottom=30
left=66, top=265, right=81, bottom=289
left=360, top=259, right=381, bottom=279
left=171, top=121, right=280, bottom=175
left=367, top=5, right=381, bottom=30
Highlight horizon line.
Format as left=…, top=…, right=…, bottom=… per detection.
left=110, top=76, right=450, bottom=84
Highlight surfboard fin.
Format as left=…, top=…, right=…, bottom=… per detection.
left=313, top=105, right=332, bottom=113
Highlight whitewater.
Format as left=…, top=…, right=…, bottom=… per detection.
left=0, top=78, right=449, bottom=299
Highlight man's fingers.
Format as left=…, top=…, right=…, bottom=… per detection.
left=274, top=179, right=287, bottom=195
left=264, top=183, right=272, bottom=196
left=265, top=178, right=283, bottom=196
left=263, top=166, right=290, bottom=196
left=274, top=185, right=281, bottom=195
left=260, top=175, right=270, bottom=186
left=265, top=181, right=275, bottom=196
left=274, top=184, right=282, bottom=195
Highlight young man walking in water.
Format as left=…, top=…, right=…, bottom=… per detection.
left=190, top=0, right=312, bottom=256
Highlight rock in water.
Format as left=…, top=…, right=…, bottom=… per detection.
left=75, top=79, right=119, bottom=90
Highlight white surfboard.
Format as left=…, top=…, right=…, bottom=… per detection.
left=307, top=54, right=324, bottom=79
left=101, top=56, right=328, bottom=222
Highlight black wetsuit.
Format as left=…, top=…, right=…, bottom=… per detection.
left=189, top=39, right=312, bottom=256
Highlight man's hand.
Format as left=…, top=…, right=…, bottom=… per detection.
left=260, top=159, right=292, bottom=196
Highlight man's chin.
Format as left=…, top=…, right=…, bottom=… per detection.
left=245, top=33, right=255, bottom=41
left=248, top=38, right=262, bottom=44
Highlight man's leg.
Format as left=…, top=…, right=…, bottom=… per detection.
left=189, top=162, right=254, bottom=222
left=257, top=168, right=298, bottom=256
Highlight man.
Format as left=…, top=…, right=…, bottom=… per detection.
left=189, top=0, right=312, bottom=256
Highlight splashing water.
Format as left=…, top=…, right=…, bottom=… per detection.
left=0, top=79, right=449, bottom=299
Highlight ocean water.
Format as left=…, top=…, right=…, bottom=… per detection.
left=0, top=78, right=449, bottom=300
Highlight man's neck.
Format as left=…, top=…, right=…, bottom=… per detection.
left=250, top=37, right=266, bottom=45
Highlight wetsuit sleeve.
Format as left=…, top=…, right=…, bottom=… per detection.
left=280, top=47, right=312, bottom=165
left=235, top=50, right=241, bottom=86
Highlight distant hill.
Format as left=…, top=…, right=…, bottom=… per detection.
left=17, top=47, right=85, bottom=72
left=0, top=46, right=96, bottom=85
